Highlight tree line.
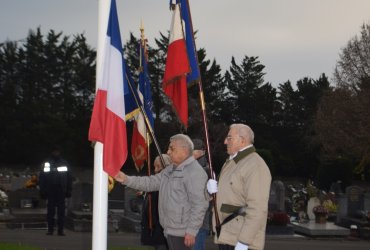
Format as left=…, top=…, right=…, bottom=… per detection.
left=0, top=25, right=369, bottom=187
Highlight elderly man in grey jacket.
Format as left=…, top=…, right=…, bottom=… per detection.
left=115, top=134, right=209, bottom=250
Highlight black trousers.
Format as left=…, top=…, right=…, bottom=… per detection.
left=166, top=235, right=191, bottom=250
left=218, top=244, right=234, bottom=250
left=47, top=191, right=66, bottom=233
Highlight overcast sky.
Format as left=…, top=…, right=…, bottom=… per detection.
left=1, top=0, right=370, bottom=86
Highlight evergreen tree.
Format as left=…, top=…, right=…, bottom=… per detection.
left=225, top=56, right=277, bottom=127
left=276, top=74, right=331, bottom=176
left=0, top=28, right=96, bottom=166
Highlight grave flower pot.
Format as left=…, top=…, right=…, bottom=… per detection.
left=314, top=212, right=327, bottom=223
left=312, top=205, right=328, bottom=224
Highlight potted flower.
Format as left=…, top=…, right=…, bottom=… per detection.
left=312, top=205, right=328, bottom=223
left=322, top=199, right=338, bottom=221
left=267, top=211, right=290, bottom=226
left=266, top=211, right=293, bottom=235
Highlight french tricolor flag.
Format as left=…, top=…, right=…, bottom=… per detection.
left=88, top=0, right=127, bottom=177
left=163, top=3, right=190, bottom=128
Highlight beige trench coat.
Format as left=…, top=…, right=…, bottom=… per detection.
left=213, top=147, right=271, bottom=250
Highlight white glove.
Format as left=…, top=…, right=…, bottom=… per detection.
left=235, top=241, right=248, bottom=250
left=207, top=179, right=218, bottom=194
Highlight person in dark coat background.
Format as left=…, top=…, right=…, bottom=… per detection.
left=140, top=154, right=172, bottom=250
left=39, top=146, right=72, bottom=236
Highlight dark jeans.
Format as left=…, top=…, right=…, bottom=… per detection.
left=194, top=228, right=209, bottom=250
left=166, top=235, right=191, bottom=250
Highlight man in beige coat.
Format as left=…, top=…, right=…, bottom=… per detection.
left=207, top=124, right=271, bottom=250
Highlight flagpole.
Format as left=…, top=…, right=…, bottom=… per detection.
left=146, top=131, right=153, bottom=233
left=140, top=22, right=154, bottom=233
left=92, top=0, right=110, bottom=249
left=182, top=0, right=221, bottom=234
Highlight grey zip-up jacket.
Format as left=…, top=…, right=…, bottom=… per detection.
left=125, top=156, right=208, bottom=237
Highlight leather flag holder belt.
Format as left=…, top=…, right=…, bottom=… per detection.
left=216, top=204, right=248, bottom=237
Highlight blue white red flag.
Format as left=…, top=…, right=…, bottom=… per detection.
left=163, top=3, right=190, bottom=127
left=88, top=0, right=128, bottom=177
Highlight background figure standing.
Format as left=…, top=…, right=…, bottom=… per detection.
left=192, top=139, right=211, bottom=250
left=207, top=124, right=271, bottom=250
left=39, top=146, right=72, bottom=236
left=115, top=134, right=208, bottom=250
left=141, top=154, right=171, bottom=250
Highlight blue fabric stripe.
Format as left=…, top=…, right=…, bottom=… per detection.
left=106, top=0, right=139, bottom=117
left=107, top=0, right=122, bottom=53
left=180, top=0, right=200, bottom=84
left=139, top=44, right=155, bottom=128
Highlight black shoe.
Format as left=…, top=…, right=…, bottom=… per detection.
left=46, top=232, right=53, bottom=236
left=58, top=231, right=65, bottom=236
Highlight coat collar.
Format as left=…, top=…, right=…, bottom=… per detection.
left=233, top=146, right=256, bottom=164
left=172, top=156, right=196, bottom=171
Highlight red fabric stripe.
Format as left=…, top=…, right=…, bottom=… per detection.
left=88, top=89, right=107, bottom=143
left=163, top=39, right=190, bottom=84
left=131, top=121, right=147, bottom=171
left=163, top=76, right=188, bottom=127
left=163, top=37, right=190, bottom=127
left=102, top=109, right=127, bottom=176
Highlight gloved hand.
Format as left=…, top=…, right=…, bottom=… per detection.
left=235, top=241, right=248, bottom=250
left=207, top=179, right=218, bottom=194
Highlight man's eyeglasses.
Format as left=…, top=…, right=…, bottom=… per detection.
left=225, top=135, right=242, bottom=141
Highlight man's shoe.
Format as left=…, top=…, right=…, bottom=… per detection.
left=57, top=231, right=65, bottom=236
left=46, top=232, right=53, bottom=236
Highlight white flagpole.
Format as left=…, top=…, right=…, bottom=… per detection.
left=92, top=0, right=110, bottom=250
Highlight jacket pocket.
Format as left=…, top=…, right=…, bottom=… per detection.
left=221, top=215, right=244, bottom=235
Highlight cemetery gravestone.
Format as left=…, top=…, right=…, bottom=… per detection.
left=120, top=187, right=143, bottom=232
left=336, top=193, right=347, bottom=224
left=269, top=180, right=285, bottom=212
left=6, top=188, right=46, bottom=229
left=66, top=182, right=93, bottom=232
left=346, top=186, right=364, bottom=218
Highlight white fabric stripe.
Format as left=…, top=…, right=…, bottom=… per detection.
left=169, top=4, right=184, bottom=44
left=103, top=36, right=125, bottom=120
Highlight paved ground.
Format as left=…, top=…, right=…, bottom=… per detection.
left=0, top=227, right=369, bottom=250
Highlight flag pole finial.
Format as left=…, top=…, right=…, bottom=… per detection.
left=139, top=19, right=148, bottom=63
left=140, top=18, right=145, bottom=41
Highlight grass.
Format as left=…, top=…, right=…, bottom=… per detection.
left=0, top=243, right=42, bottom=250
left=109, top=247, right=153, bottom=250
left=0, top=243, right=153, bottom=250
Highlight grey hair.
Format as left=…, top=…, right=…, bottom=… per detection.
left=170, top=134, right=194, bottom=157
left=155, top=154, right=172, bottom=167
left=230, top=123, right=254, bottom=144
